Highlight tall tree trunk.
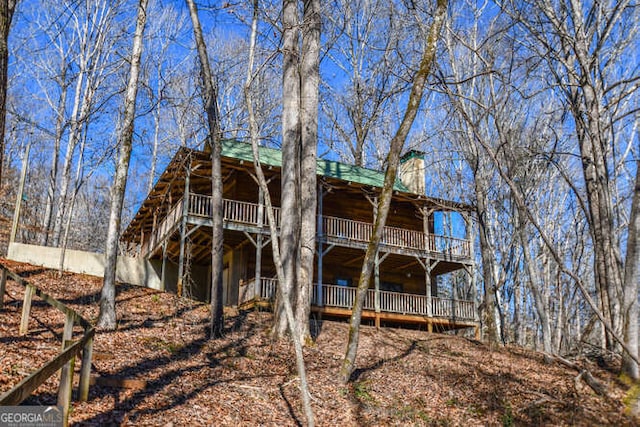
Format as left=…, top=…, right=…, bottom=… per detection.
left=340, top=0, right=448, bottom=384
left=58, top=134, right=86, bottom=277
left=147, top=96, right=161, bottom=195
left=244, top=2, right=314, bottom=422
left=295, top=0, right=319, bottom=344
left=185, top=0, right=225, bottom=338
left=97, top=0, right=148, bottom=330
left=474, top=174, right=500, bottom=344
left=274, top=0, right=301, bottom=339
left=0, top=0, right=16, bottom=187
left=52, top=62, right=86, bottom=247
left=622, top=161, right=640, bottom=379
left=516, top=208, right=552, bottom=356
left=42, top=64, right=68, bottom=246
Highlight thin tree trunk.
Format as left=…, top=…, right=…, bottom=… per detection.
left=475, top=174, right=500, bottom=344
left=340, top=0, right=448, bottom=384
left=52, top=61, right=86, bottom=247
left=0, top=0, right=16, bottom=187
left=147, top=99, right=160, bottom=195
left=295, top=0, right=319, bottom=344
left=42, top=63, right=68, bottom=246
left=274, top=0, right=301, bottom=339
left=185, top=0, right=224, bottom=338
left=97, top=0, right=148, bottom=330
left=622, top=160, right=640, bottom=379
left=244, top=2, right=314, bottom=423
left=517, top=209, right=552, bottom=356
left=58, top=134, right=86, bottom=277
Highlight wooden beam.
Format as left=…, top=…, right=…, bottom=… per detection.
left=19, top=284, right=35, bottom=335
left=61, top=311, right=74, bottom=351
left=310, top=306, right=477, bottom=329
left=57, top=340, right=75, bottom=427
left=78, top=336, right=93, bottom=402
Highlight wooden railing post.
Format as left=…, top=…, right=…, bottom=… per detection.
left=57, top=340, right=75, bottom=427
left=61, top=311, right=74, bottom=350
left=78, top=336, right=93, bottom=402
left=0, top=268, right=7, bottom=309
left=19, top=284, right=35, bottom=335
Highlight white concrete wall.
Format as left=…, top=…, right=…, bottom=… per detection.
left=7, top=242, right=163, bottom=290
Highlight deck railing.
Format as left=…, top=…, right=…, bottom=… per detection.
left=183, top=194, right=470, bottom=259
left=239, top=277, right=278, bottom=304
left=141, top=198, right=184, bottom=257
left=239, top=278, right=475, bottom=322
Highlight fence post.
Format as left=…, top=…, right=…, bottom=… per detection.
left=19, top=284, right=35, bottom=335
left=61, top=311, right=74, bottom=350
left=57, top=340, right=75, bottom=427
left=0, top=268, right=6, bottom=309
left=78, top=335, right=93, bottom=401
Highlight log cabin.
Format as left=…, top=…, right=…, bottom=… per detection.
left=121, top=141, right=479, bottom=335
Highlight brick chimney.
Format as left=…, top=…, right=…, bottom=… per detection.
left=399, top=150, right=425, bottom=194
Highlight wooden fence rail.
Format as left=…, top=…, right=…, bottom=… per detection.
left=0, top=262, right=94, bottom=427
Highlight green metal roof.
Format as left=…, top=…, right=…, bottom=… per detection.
left=221, top=140, right=410, bottom=192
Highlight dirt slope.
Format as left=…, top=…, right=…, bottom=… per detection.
left=0, top=259, right=637, bottom=426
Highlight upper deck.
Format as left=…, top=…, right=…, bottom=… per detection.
left=138, top=194, right=472, bottom=266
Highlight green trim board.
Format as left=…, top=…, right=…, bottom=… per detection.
left=221, top=139, right=411, bottom=193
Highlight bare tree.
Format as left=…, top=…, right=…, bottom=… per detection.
left=502, top=0, right=640, bottom=377
left=340, top=0, right=448, bottom=384
left=51, top=0, right=123, bottom=248
left=295, top=0, right=320, bottom=344
left=244, top=0, right=314, bottom=423
left=322, top=0, right=406, bottom=167
left=272, top=0, right=302, bottom=338
left=0, top=0, right=17, bottom=187
left=622, top=158, right=640, bottom=378
left=185, top=0, right=225, bottom=338
left=98, top=0, right=149, bottom=330
left=142, top=3, right=189, bottom=194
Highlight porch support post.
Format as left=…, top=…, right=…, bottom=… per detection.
left=374, top=250, right=380, bottom=329
left=424, top=261, right=433, bottom=318
left=255, top=187, right=264, bottom=300
left=422, top=207, right=435, bottom=252
left=369, top=195, right=379, bottom=327
left=464, top=212, right=479, bottom=322
left=160, top=240, right=167, bottom=291
left=316, top=184, right=325, bottom=307
left=177, top=161, right=191, bottom=297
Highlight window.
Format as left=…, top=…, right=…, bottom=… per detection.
left=380, top=281, right=403, bottom=292
left=335, top=277, right=352, bottom=287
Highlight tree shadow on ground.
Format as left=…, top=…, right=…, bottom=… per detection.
left=77, top=311, right=301, bottom=425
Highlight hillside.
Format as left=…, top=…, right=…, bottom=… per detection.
left=0, top=259, right=637, bottom=426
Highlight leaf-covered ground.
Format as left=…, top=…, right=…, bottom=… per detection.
left=1, top=259, right=637, bottom=426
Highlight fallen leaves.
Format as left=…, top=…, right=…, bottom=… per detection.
left=0, top=259, right=636, bottom=426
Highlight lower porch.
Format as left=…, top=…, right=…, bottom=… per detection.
left=239, top=278, right=479, bottom=336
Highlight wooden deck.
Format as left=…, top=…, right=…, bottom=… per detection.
left=140, top=194, right=472, bottom=264
left=238, top=278, right=478, bottom=334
